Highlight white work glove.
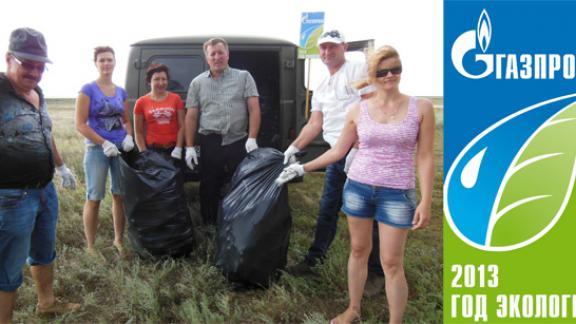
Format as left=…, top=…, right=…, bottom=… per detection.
left=245, top=138, right=258, bottom=153
left=121, top=135, right=135, bottom=152
left=185, top=146, right=198, bottom=170
left=171, top=146, right=183, bottom=159
left=102, top=140, right=120, bottom=157
left=55, top=164, right=76, bottom=189
left=275, top=163, right=305, bottom=186
left=283, top=144, right=300, bottom=165
left=344, top=148, right=358, bottom=174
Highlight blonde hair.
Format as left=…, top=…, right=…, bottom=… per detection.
left=355, top=45, right=401, bottom=89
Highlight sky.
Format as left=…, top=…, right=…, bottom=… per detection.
left=0, top=0, right=443, bottom=98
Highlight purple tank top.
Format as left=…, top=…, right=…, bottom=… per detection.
left=80, top=81, right=127, bottom=146
left=347, top=97, right=421, bottom=189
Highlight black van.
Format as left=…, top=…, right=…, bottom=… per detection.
left=125, top=35, right=372, bottom=164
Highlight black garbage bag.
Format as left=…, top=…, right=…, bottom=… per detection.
left=215, top=148, right=291, bottom=287
left=120, top=150, right=195, bottom=258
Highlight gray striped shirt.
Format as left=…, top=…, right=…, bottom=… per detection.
left=186, top=67, right=259, bottom=145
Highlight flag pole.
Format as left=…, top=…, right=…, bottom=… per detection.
left=305, top=56, right=311, bottom=119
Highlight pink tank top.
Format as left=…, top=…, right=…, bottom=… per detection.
left=347, top=97, right=420, bottom=189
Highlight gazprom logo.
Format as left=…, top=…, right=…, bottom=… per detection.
left=451, top=9, right=576, bottom=80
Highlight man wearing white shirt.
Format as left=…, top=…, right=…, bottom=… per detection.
left=283, top=30, right=384, bottom=296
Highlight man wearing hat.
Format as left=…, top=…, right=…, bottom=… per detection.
left=283, top=29, right=385, bottom=296
left=0, top=27, right=79, bottom=322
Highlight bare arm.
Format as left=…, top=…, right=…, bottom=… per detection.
left=51, top=134, right=78, bottom=189
left=303, top=106, right=360, bottom=172
left=413, top=99, right=435, bottom=229
left=75, top=93, right=105, bottom=145
left=360, top=92, right=374, bottom=100
left=51, top=136, right=64, bottom=167
left=123, top=100, right=133, bottom=136
left=291, top=111, right=324, bottom=150
left=353, top=91, right=372, bottom=147
left=176, top=109, right=185, bottom=147
left=134, top=114, right=147, bottom=151
left=247, top=96, right=261, bottom=138
left=185, top=108, right=199, bottom=147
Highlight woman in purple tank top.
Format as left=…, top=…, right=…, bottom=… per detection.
left=277, top=45, right=435, bottom=323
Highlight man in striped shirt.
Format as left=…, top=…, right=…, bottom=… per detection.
left=184, top=37, right=261, bottom=225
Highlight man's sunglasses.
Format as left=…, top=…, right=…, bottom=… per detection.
left=321, top=30, right=342, bottom=38
left=12, top=55, right=46, bottom=73
left=376, top=66, right=402, bottom=78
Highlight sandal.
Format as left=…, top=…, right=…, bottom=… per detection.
left=86, top=248, right=106, bottom=262
left=114, top=243, right=132, bottom=260
left=36, top=298, right=81, bottom=315
left=330, top=309, right=361, bottom=324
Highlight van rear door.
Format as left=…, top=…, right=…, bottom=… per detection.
left=133, top=41, right=296, bottom=151
left=227, top=44, right=296, bottom=150
left=278, top=45, right=298, bottom=150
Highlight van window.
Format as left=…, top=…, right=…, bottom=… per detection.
left=147, top=56, right=205, bottom=94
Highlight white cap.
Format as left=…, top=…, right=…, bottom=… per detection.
left=317, top=29, right=345, bottom=45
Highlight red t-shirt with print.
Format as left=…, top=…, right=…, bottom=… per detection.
left=133, top=92, right=184, bottom=146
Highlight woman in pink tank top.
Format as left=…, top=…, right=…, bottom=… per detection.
left=277, top=45, right=435, bottom=323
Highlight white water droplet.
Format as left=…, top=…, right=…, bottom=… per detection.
left=460, top=148, right=488, bottom=188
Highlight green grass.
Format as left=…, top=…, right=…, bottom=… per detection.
left=13, top=99, right=443, bottom=323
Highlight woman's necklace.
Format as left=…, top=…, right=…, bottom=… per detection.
left=377, top=103, right=402, bottom=123
left=375, top=96, right=406, bottom=123
left=383, top=106, right=400, bottom=122
left=151, top=92, right=167, bottom=101
left=96, top=80, right=115, bottom=97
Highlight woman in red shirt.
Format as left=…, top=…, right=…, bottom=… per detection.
left=134, top=63, right=184, bottom=158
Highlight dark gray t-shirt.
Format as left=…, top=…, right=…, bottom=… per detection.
left=0, top=73, right=54, bottom=188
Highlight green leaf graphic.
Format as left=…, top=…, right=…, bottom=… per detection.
left=299, top=27, right=324, bottom=58
left=488, top=102, right=576, bottom=247
left=305, top=27, right=324, bottom=51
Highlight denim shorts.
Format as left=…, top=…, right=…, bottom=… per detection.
left=0, top=182, right=58, bottom=292
left=341, top=179, right=417, bottom=228
left=84, top=145, right=124, bottom=201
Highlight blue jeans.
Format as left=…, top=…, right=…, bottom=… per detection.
left=0, top=182, right=58, bottom=292
left=304, top=159, right=383, bottom=276
left=84, top=145, right=124, bottom=200
left=342, top=179, right=417, bottom=228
